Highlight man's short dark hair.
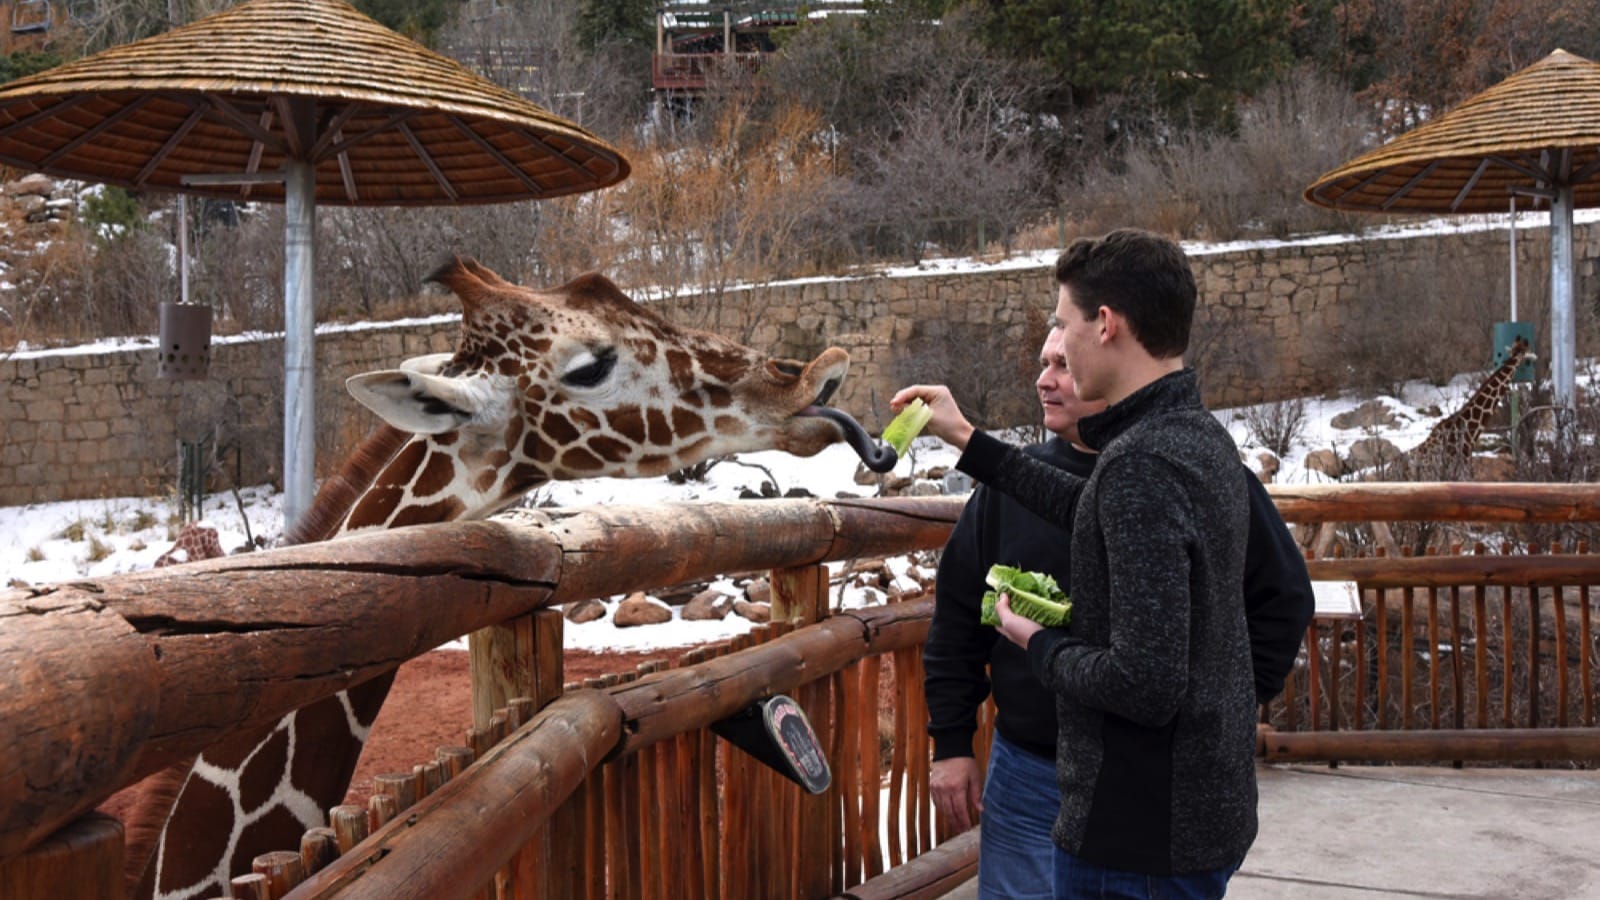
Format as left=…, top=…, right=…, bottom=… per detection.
left=1053, top=228, right=1195, bottom=359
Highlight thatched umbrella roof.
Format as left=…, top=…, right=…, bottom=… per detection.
left=0, top=0, right=629, bottom=205
left=1305, top=49, right=1600, bottom=213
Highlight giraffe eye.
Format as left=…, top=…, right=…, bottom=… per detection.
left=561, top=347, right=617, bottom=388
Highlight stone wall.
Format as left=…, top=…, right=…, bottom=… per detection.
left=4, top=221, right=1597, bottom=505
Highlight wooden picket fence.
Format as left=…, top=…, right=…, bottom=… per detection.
left=6, top=485, right=1600, bottom=899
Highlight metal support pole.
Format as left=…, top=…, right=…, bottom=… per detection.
left=283, top=157, right=316, bottom=530
left=1550, top=184, right=1575, bottom=411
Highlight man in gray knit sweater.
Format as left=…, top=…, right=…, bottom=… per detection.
left=894, top=229, right=1254, bottom=898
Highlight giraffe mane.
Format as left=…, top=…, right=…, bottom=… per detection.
left=282, top=423, right=414, bottom=546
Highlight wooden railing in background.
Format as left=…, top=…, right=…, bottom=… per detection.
left=1265, top=483, right=1600, bottom=763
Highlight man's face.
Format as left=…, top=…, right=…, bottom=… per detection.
left=1052, top=284, right=1107, bottom=402
left=1037, top=327, right=1108, bottom=443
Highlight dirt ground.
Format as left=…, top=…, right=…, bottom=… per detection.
left=345, top=647, right=678, bottom=806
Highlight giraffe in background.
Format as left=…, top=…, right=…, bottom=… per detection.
left=1405, top=335, right=1534, bottom=476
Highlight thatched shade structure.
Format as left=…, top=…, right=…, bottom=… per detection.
left=1305, top=49, right=1600, bottom=410
left=0, top=0, right=628, bottom=204
left=0, top=0, right=629, bottom=527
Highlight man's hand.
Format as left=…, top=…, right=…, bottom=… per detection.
left=995, top=592, right=1044, bottom=649
left=930, top=756, right=984, bottom=833
left=889, top=385, right=975, bottom=450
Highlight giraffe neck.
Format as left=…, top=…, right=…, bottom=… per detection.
left=131, top=425, right=540, bottom=899
left=1413, top=344, right=1528, bottom=464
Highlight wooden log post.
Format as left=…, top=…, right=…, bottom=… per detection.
left=0, top=813, right=124, bottom=900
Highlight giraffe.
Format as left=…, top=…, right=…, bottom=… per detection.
left=121, top=255, right=873, bottom=899
left=1404, top=335, right=1534, bottom=476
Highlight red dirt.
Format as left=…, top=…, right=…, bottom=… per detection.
left=345, top=648, right=678, bottom=806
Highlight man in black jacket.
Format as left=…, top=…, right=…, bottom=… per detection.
left=897, top=228, right=1308, bottom=898
left=923, top=334, right=1314, bottom=898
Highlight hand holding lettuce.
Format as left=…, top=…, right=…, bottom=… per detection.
left=979, top=564, right=1071, bottom=628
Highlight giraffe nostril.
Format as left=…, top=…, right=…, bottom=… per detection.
left=771, top=359, right=805, bottom=378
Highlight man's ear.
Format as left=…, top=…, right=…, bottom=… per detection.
left=1097, top=306, right=1119, bottom=345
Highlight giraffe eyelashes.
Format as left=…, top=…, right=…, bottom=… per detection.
left=561, top=347, right=618, bottom=388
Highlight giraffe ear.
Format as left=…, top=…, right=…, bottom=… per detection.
left=346, top=369, right=500, bottom=434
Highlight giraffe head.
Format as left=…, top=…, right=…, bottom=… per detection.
left=339, top=257, right=852, bottom=529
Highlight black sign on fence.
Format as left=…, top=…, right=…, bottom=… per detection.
left=711, top=694, right=831, bottom=794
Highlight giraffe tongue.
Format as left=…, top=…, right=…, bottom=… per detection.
left=797, top=405, right=898, bottom=473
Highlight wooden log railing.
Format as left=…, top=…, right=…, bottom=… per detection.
left=0, top=497, right=962, bottom=885
left=6, top=484, right=1600, bottom=898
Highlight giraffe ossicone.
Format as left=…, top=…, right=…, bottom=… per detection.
left=123, top=256, right=883, bottom=899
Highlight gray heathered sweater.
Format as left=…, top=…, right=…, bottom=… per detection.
left=956, top=368, right=1256, bottom=875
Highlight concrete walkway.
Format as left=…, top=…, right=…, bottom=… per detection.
left=941, top=764, right=1600, bottom=899
left=1235, top=764, right=1600, bottom=899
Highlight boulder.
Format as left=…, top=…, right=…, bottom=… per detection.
left=1347, top=436, right=1402, bottom=470
left=5, top=173, right=53, bottom=197
left=1303, top=449, right=1345, bottom=479
left=682, top=589, right=734, bottom=621
left=614, top=592, right=673, bottom=627
left=743, top=578, right=771, bottom=605
left=1256, top=451, right=1280, bottom=483
left=733, top=600, right=771, bottom=623
left=1331, top=399, right=1399, bottom=431
left=564, top=598, right=608, bottom=624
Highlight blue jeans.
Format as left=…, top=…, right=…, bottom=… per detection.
left=977, top=732, right=1058, bottom=899
left=980, top=733, right=1240, bottom=899
left=1054, top=848, right=1239, bottom=899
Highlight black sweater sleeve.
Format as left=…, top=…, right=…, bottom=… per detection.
left=924, top=486, right=999, bottom=760
left=1242, top=475, right=1316, bottom=704
left=956, top=430, right=1085, bottom=532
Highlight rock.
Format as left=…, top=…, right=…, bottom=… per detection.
left=5, top=173, right=53, bottom=197
left=682, top=589, right=734, bottom=621
left=1303, top=449, right=1345, bottom=479
left=1331, top=399, right=1399, bottom=430
left=1347, top=436, right=1402, bottom=470
left=901, top=480, right=942, bottom=497
left=1256, top=451, right=1280, bottom=483
left=564, top=598, right=608, bottom=624
left=13, top=194, right=46, bottom=219
left=743, top=578, right=771, bottom=605
left=1470, top=454, right=1516, bottom=482
left=614, top=592, right=673, bottom=627
left=853, top=463, right=881, bottom=486
left=733, top=600, right=771, bottom=623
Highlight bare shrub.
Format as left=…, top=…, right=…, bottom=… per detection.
left=760, top=6, right=1056, bottom=262
left=1242, top=398, right=1308, bottom=458
left=8, top=215, right=175, bottom=341
left=1071, top=67, right=1385, bottom=241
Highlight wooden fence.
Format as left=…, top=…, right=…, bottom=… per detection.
left=1265, top=483, right=1600, bottom=763
left=5, top=485, right=1600, bottom=898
